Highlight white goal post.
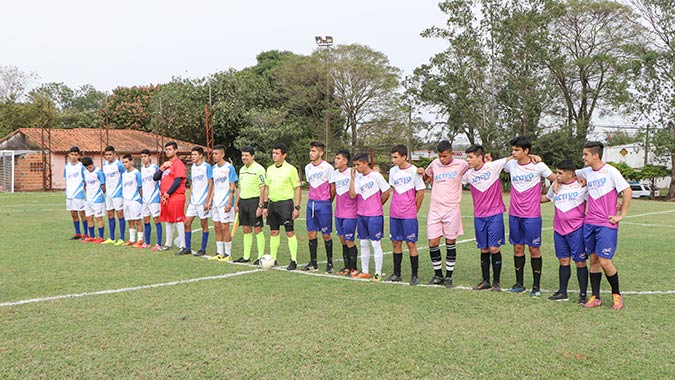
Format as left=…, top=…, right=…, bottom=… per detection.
left=0, top=150, right=15, bottom=193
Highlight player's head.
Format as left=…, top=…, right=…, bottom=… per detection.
left=334, top=149, right=350, bottom=170
left=140, top=149, right=151, bottom=165
left=390, top=144, right=408, bottom=167
left=465, top=144, right=485, bottom=169
left=191, top=146, right=205, bottom=164
left=353, top=153, right=370, bottom=174
left=164, top=141, right=178, bottom=159
left=510, top=136, right=531, bottom=158
left=213, top=144, right=226, bottom=164
left=241, top=146, right=255, bottom=165
left=309, top=141, right=325, bottom=162
left=556, top=159, right=577, bottom=183
left=122, top=154, right=134, bottom=170
left=103, top=145, right=116, bottom=162
left=81, top=156, right=94, bottom=171
left=437, top=140, right=453, bottom=165
left=272, top=143, right=288, bottom=165
left=582, top=141, right=604, bottom=167
left=68, top=146, right=81, bottom=162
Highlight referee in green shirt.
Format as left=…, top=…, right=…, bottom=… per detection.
left=233, top=146, right=267, bottom=264
left=261, top=143, right=302, bottom=270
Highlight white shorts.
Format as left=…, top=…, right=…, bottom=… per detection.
left=66, top=198, right=85, bottom=212
left=212, top=206, right=235, bottom=223
left=124, top=200, right=143, bottom=221
left=186, top=202, right=212, bottom=219
left=142, top=202, right=161, bottom=218
left=85, top=202, right=106, bottom=218
left=105, top=196, right=124, bottom=211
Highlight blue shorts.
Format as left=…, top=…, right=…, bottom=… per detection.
left=306, top=200, right=333, bottom=234
left=508, top=215, right=542, bottom=247
left=474, top=214, right=505, bottom=249
left=389, top=218, right=418, bottom=242
left=335, top=217, right=357, bottom=241
left=554, top=228, right=587, bottom=262
left=583, top=224, right=618, bottom=259
left=357, top=215, right=384, bottom=241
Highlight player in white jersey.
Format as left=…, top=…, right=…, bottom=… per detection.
left=330, top=150, right=359, bottom=275
left=81, top=156, right=107, bottom=244
left=208, top=144, right=238, bottom=261
left=64, top=146, right=87, bottom=240
left=180, top=146, right=214, bottom=257
left=101, top=146, right=127, bottom=246
left=140, top=149, right=163, bottom=249
left=121, top=154, right=144, bottom=247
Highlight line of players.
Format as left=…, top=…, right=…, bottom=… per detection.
left=63, top=137, right=630, bottom=310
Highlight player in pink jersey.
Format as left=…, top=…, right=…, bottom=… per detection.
left=541, top=160, right=589, bottom=304
left=575, top=142, right=631, bottom=310
left=504, top=136, right=556, bottom=297
left=331, top=150, right=359, bottom=276
left=385, top=145, right=425, bottom=285
left=420, top=140, right=469, bottom=288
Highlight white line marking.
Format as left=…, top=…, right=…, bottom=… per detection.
left=625, top=209, right=675, bottom=218
left=621, top=222, right=675, bottom=228
left=0, top=269, right=262, bottom=308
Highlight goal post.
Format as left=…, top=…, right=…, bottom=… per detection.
left=0, top=150, right=15, bottom=193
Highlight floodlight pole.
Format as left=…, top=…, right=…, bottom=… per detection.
left=315, top=35, right=334, bottom=156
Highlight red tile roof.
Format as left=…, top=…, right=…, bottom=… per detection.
left=0, top=128, right=204, bottom=154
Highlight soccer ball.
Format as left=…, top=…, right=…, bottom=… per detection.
left=259, top=254, right=275, bottom=270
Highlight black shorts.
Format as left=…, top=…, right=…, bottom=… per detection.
left=238, top=197, right=263, bottom=228
left=267, top=199, right=294, bottom=231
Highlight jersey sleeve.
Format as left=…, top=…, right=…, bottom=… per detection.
left=492, top=158, right=509, bottom=172
left=228, top=165, right=238, bottom=183
left=537, top=162, right=553, bottom=178
left=117, top=162, right=125, bottom=174
left=424, top=162, right=434, bottom=177
left=135, top=171, right=142, bottom=188
left=329, top=169, right=337, bottom=184
left=97, top=170, right=106, bottom=184
left=206, top=165, right=213, bottom=179
left=388, top=168, right=395, bottom=186
left=611, top=167, right=630, bottom=192
left=575, top=168, right=588, bottom=179
left=546, top=186, right=554, bottom=201
left=290, top=167, right=300, bottom=188
left=63, top=167, right=66, bottom=179
left=462, top=172, right=469, bottom=185
left=265, top=167, right=273, bottom=187
left=174, top=160, right=186, bottom=178
left=413, top=168, right=426, bottom=190
left=503, top=160, right=513, bottom=173
left=376, top=173, right=391, bottom=192
left=257, top=166, right=266, bottom=185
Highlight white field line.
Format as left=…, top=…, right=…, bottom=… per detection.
left=624, top=209, right=675, bottom=218
left=621, top=222, right=675, bottom=228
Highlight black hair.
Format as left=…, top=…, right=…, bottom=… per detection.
left=310, top=141, right=325, bottom=151
left=122, top=154, right=133, bottom=161
left=557, top=159, right=577, bottom=172
left=241, top=146, right=255, bottom=156
left=104, top=145, right=115, bottom=153
left=509, top=136, right=532, bottom=153
left=69, top=146, right=80, bottom=154
left=213, top=144, right=226, bottom=152
left=164, top=141, right=178, bottom=149
left=140, top=149, right=151, bottom=155
left=583, top=141, right=604, bottom=158
left=353, top=153, right=369, bottom=163
left=272, top=143, right=288, bottom=155
left=391, top=144, right=408, bottom=157
left=81, top=156, right=93, bottom=167
left=437, top=140, right=452, bottom=153
left=465, top=144, right=484, bottom=157
left=336, top=149, right=351, bottom=162
left=191, top=146, right=205, bottom=155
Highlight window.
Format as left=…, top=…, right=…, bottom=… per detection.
left=30, top=162, right=44, bottom=172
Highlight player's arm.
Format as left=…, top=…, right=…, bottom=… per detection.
left=330, top=183, right=336, bottom=202
left=540, top=195, right=550, bottom=203
left=292, top=183, right=301, bottom=220
left=225, top=182, right=236, bottom=212
left=205, top=178, right=214, bottom=211
left=417, top=166, right=432, bottom=184
left=349, top=168, right=357, bottom=198
left=381, top=188, right=390, bottom=205
left=610, top=187, right=632, bottom=224
left=415, top=189, right=424, bottom=211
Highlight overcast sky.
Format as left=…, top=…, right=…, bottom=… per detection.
left=2, top=0, right=448, bottom=92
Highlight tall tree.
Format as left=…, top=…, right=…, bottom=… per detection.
left=0, top=65, right=37, bottom=103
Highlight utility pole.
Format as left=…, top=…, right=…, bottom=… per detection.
left=315, top=35, right=334, bottom=156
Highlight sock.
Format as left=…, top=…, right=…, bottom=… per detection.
left=429, top=246, right=442, bottom=277
left=445, top=244, right=457, bottom=278
left=309, top=238, right=318, bottom=264
left=256, top=232, right=265, bottom=258
left=480, top=252, right=490, bottom=282
left=270, top=235, right=281, bottom=260
left=224, top=241, right=232, bottom=255
left=606, top=272, right=620, bottom=295
left=325, top=239, right=333, bottom=264
left=410, top=255, right=419, bottom=277
left=372, top=240, right=383, bottom=275
left=514, top=255, right=526, bottom=286
left=342, top=244, right=349, bottom=269
left=577, top=266, right=588, bottom=297
left=348, top=245, right=358, bottom=271
left=359, top=239, right=371, bottom=274
left=119, top=218, right=126, bottom=241
left=393, top=252, right=403, bottom=276
left=201, top=232, right=209, bottom=252
left=156, top=222, right=163, bottom=246
left=82, top=220, right=88, bottom=235
left=109, top=218, right=116, bottom=240
left=165, top=222, right=175, bottom=247
left=559, top=265, right=571, bottom=294
left=491, top=251, right=502, bottom=283
left=98, top=227, right=104, bottom=238
left=73, top=221, right=81, bottom=235
left=216, top=241, right=224, bottom=255
left=137, top=227, right=143, bottom=242
left=129, top=228, right=136, bottom=242
left=144, top=223, right=151, bottom=245
left=288, top=235, right=298, bottom=261
left=243, top=233, right=253, bottom=259
left=89, top=226, right=95, bottom=237
left=531, top=257, right=542, bottom=289
left=590, top=272, right=602, bottom=298
left=185, top=231, right=192, bottom=251
left=176, top=222, right=185, bottom=248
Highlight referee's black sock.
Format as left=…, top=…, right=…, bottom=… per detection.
left=308, top=238, right=318, bottom=265
left=590, top=272, right=602, bottom=298
left=393, top=252, right=403, bottom=276
left=480, top=251, right=490, bottom=282
left=324, top=239, right=333, bottom=264
left=514, top=255, right=526, bottom=286
left=606, top=272, right=620, bottom=295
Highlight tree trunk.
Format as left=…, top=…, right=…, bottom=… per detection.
left=668, top=122, right=675, bottom=200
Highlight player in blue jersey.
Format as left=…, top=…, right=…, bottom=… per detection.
left=64, top=146, right=88, bottom=240
left=81, top=156, right=107, bottom=243
left=208, top=144, right=238, bottom=261
left=180, top=146, right=214, bottom=256
left=101, top=146, right=127, bottom=246
left=121, top=154, right=145, bottom=247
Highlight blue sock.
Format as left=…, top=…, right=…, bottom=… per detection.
left=185, top=231, right=192, bottom=250
left=144, top=223, right=151, bottom=245
left=74, top=221, right=81, bottom=235
left=119, top=218, right=126, bottom=241
left=89, top=226, right=95, bottom=237
left=156, top=223, right=163, bottom=245
left=82, top=220, right=89, bottom=235
left=201, top=232, right=209, bottom=252
left=98, top=227, right=105, bottom=238
left=108, top=218, right=116, bottom=240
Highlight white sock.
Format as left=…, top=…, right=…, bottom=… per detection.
left=129, top=229, right=136, bottom=242
left=359, top=239, right=371, bottom=274
left=217, top=241, right=224, bottom=255
left=372, top=240, right=383, bottom=275
left=165, top=223, right=175, bottom=247
left=224, top=241, right=232, bottom=255
left=176, top=222, right=186, bottom=248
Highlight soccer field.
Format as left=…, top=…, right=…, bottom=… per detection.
left=1, top=191, right=674, bottom=379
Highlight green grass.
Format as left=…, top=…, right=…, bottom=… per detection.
left=1, top=191, right=674, bottom=379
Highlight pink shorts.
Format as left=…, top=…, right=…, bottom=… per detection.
left=427, top=206, right=463, bottom=240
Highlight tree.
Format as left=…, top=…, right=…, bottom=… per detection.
left=638, top=164, right=670, bottom=198
left=108, top=85, right=159, bottom=130
left=608, top=161, right=638, bottom=181
left=0, top=65, right=37, bottom=103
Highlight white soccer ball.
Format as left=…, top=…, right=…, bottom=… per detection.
left=259, top=254, right=275, bottom=270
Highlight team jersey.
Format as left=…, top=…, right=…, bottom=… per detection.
left=462, top=158, right=508, bottom=218
left=103, top=159, right=125, bottom=198
left=353, top=170, right=390, bottom=217
left=159, top=158, right=187, bottom=195
left=425, top=158, right=468, bottom=209
left=189, top=162, right=213, bottom=206
left=64, top=161, right=85, bottom=200
left=546, top=180, right=587, bottom=235
left=141, top=163, right=160, bottom=204
left=504, top=159, right=553, bottom=218
left=212, top=161, right=238, bottom=208
left=266, top=161, right=300, bottom=202
left=576, top=164, right=629, bottom=229
left=331, top=168, right=358, bottom=219
left=84, top=167, right=106, bottom=204
left=305, top=160, right=334, bottom=201
left=122, top=169, right=142, bottom=202
left=389, top=164, right=425, bottom=219
left=239, top=162, right=266, bottom=200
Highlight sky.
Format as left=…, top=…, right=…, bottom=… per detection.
left=2, top=0, right=448, bottom=92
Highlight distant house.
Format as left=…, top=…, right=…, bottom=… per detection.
left=603, top=144, right=672, bottom=188
left=0, top=128, right=204, bottom=192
